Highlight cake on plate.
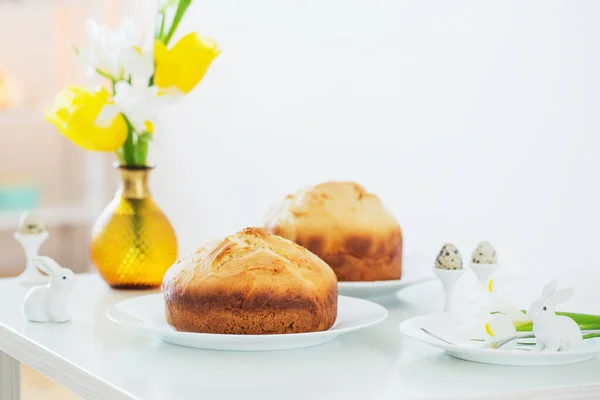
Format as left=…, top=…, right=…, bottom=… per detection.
left=162, top=227, right=338, bottom=334
left=265, top=181, right=402, bottom=282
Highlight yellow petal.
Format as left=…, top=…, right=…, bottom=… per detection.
left=53, top=86, right=80, bottom=108
left=154, top=32, right=220, bottom=94
left=154, top=40, right=168, bottom=61
left=144, top=120, right=154, bottom=134
left=485, top=322, right=494, bottom=337
left=46, top=85, right=128, bottom=152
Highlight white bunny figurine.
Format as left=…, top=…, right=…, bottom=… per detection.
left=526, top=280, right=582, bottom=352
left=23, top=256, right=77, bottom=323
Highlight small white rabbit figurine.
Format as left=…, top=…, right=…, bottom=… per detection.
left=23, top=256, right=77, bottom=323
left=526, top=280, right=582, bottom=352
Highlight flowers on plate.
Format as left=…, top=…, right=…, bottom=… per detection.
left=483, top=314, right=518, bottom=349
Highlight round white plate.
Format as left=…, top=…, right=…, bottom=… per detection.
left=107, top=294, right=388, bottom=351
left=338, top=255, right=434, bottom=298
left=338, top=277, right=432, bottom=298
left=400, top=314, right=600, bottom=366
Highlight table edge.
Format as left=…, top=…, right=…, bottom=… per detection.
left=0, top=321, right=136, bottom=400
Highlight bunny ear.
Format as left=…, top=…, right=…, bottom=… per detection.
left=34, top=256, right=61, bottom=275
left=549, top=287, right=574, bottom=304
left=541, top=279, right=557, bottom=299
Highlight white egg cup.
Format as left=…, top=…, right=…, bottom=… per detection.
left=433, top=267, right=466, bottom=313
left=13, top=231, right=50, bottom=286
left=468, top=262, right=501, bottom=287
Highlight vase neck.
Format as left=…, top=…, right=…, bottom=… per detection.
left=118, top=167, right=151, bottom=199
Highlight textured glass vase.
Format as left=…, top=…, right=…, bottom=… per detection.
left=90, top=165, right=178, bottom=289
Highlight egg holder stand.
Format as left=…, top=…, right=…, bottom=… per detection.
left=13, top=231, right=50, bottom=286
left=433, top=262, right=499, bottom=314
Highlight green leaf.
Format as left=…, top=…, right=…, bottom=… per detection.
left=583, top=333, right=600, bottom=340
left=517, top=310, right=600, bottom=332
left=138, top=132, right=154, bottom=142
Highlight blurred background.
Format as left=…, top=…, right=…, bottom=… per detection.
left=1, top=0, right=599, bottom=298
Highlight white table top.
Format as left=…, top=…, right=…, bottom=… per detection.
left=1, top=273, right=600, bottom=400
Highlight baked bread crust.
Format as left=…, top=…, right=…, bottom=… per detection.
left=162, top=227, right=338, bottom=334
left=265, top=182, right=402, bottom=281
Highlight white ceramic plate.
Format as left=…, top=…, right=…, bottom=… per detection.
left=399, top=313, right=600, bottom=366
left=338, top=277, right=433, bottom=298
left=338, top=255, right=434, bottom=298
left=107, top=294, right=388, bottom=351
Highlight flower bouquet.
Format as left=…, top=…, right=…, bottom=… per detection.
left=44, top=0, right=220, bottom=288
left=46, top=0, right=220, bottom=165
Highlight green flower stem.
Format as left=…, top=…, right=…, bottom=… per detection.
left=96, top=68, right=116, bottom=82
left=157, top=12, right=166, bottom=40
left=121, top=118, right=137, bottom=166
left=162, top=0, right=192, bottom=45
left=114, top=0, right=194, bottom=167
left=133, top=137, right=148, bottom=166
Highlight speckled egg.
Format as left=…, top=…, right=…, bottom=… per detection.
left=19, top=212, right=45, bottom=234
left=435, top=243, right=462, bottom=270
left=471, top=241, right=497, bottom=264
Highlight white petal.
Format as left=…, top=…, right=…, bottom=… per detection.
left=131, top=120, right=145, bottom=133
left=78, top=48, right=92, bottom=66
left=119, top=48, right=139, bottom=74
left=82, top=18, right=141, bottom=80
left=159, top=0, right=179, bottom=11
left=114, top=81, right=134, bottom=98
left=94, top=105, right=120, bottom=128
left=111, top=80, right=163, bottom=132
left=129, top=76, right=155, bottom=92
left=156, top=87, right=185, bottom=106
left=114, top=83, right=138, bottom=115
left=85, top=19, right=100, bottom=41
left=120, top=47, right=154, bottom=82
left=118, top=18, right=135, bottom=41
left=486, top=314, right=516, bottom=338
left=489, top=294, right=530, bottom=323
left=77, top=48, right=98, bottom=77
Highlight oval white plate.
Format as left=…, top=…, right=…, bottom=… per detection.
left=400, top=314, right=600, bottom=366
left=107, top=294, right=388, bottom=351
left=338, top=255, right=434, bottom=298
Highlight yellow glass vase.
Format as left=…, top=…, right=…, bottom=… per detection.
left=90, top=165, right=177, bottom=289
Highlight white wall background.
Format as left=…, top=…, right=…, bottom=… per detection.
left=152, top=0, right=600, bottom=306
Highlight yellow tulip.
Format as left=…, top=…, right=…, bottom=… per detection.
left=154, top=32, right=220, bottom=94
left=45, top=86, right=128, bottom=152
